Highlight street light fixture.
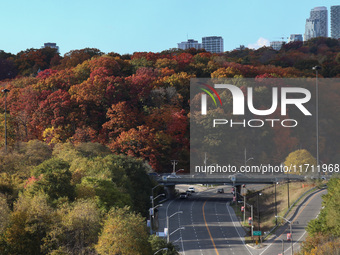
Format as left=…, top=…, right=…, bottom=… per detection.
left=175, top=169, right=184, bottom=174
left=150, top=184, right=164, bottom=234
left=244, top=147, right=254, bottom=167
left=312, top=65, right=321, bottom=178
left=167, top=211, right=183, bottom=242
left=169, top=227, right=185, bottom=239
left=154, top=248, right=168, bottom=255
left=2, top=88, right=10, bottom=153
left=149, top=204, right=163, bottom=235
left=275, top=215, right=293, bottom=255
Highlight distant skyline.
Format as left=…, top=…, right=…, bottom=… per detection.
left=1, top=0, right=339, bottom=55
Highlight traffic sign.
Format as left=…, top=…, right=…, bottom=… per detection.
left=253, top=231, right=262, bottom=236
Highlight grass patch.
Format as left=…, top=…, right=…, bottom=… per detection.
left=232, top=181, right=320, bottom=236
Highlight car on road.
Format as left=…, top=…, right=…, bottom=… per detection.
left=187, top=186, right=195, bottom=193
left=217, top=188, right=224, bottom=193
left=179, top=192, right=188, bottom=199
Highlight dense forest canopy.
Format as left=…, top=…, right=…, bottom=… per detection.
left=0, top=37, right=339, bottom=254
left=0, top=37, right=340, bottom=171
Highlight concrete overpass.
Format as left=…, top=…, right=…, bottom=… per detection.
left=158, top=174, right=305, bottom=198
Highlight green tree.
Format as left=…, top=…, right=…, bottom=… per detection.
left=0, top=194, right=10, bottom=234
left=22, top=139, right=52, bottom=166
left=0, top=172, right=23, bottom=208
left=42, top=199, right=101, bottom=254
left=3, top=191, right=53, bottom=254
left=30, top=158, right=75, bottom=202
left=307, top=177, right=340, bottom=236
left=76, top=177, right=132, bottom=211
left=284, top=149, right=317, bottom=175
left=106, top=154, right=154, bottom=215
left=95, top=206, right=151, bottom=255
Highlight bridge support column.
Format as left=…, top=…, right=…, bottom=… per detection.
left=164, top=185, right=176, bottom=199
left=236, top=184, right=242, bottom=201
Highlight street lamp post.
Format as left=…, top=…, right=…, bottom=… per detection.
left=2, top=89, right=10, bottom=153
left=244, top=147, right=254, bottom=167
left=167, top=211, right=183, bottom=243
left=150, top=184, right=164, bottom=234
left=151, top=184, right=163, bottom=209
left=149, top=204, right=163, bottom=235
left=287, top=174, right=290, bottom=209
left=169, top=227, right=185, bottom=242
left=275, top=180, right=277, bottom=225
left=276, top=215, right=293, bottom=255
left=244, top=201, right=253, bottom=238
left=312, top=65, right=321, bottom=178
left=257, top=192, right=262, bottom=231
left=154, top=248, right=168, bottom=254
left=175, top=169, right=184, bottom=175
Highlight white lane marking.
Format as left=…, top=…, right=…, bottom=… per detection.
left=259, top=189, right=326, bottom=255
left=226, top=203, right=254, bottom=255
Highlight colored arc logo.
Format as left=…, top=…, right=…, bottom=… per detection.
left=199, top=84, right=223, bottom=107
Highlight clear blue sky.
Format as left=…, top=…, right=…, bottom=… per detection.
left=1, top=0, right=339, bottom=55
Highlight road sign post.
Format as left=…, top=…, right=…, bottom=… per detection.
left=253, top=231, right=262, bottom=236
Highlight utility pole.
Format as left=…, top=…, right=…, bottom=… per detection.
left=313, top=65, right=321, bottom=178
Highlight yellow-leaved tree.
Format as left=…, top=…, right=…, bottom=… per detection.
left=95, top=206, right=151, bottom=255
left=284, top=149, right=317, bottom=175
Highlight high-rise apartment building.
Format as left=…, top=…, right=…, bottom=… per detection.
left=177, top=39, right=202, bottom=50
left=305, top=19, right=321, bottom=41
left=288, top=34, right=303, bottom=42
left=270, top=41, right=284, bottom=51
left=331, top=5, right=340, bottom=39
left=202, top=36, right=224, bottom=53
left=304, top=6, right=328, bottom=41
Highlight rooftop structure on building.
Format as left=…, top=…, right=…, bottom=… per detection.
left=177, top=39, right=202, bottom=50
left=42, top=42, right=59, bottom=52
left=288, top=34, right=303, bottom=42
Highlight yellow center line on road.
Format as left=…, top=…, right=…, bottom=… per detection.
left=202, top=200, right=220, bottom=255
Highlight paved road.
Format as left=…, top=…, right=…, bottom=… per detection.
left=158, top=186, right=252, bottom=255
left=259, top=188, right=327, bottom=255
left=157, top=185, right=326, bottom=255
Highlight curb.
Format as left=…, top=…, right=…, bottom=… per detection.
left=262, top=186, right=324, bottom=241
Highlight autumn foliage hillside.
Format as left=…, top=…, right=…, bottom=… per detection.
left=0, top=37, right=340, bottom=171
left=0, top=38, right=339, bottom=254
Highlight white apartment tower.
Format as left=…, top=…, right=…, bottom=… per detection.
left=270, top=41, right=284, bottom=51
left=331, top=5, right=340, bottom=39
left=305, top=19, right=321, bottom=41
left=202, top=36, right=224, bottom=53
